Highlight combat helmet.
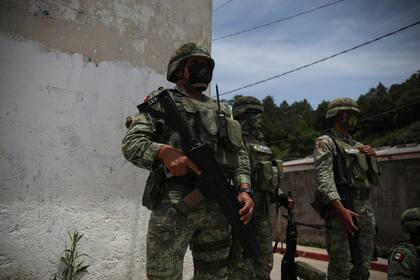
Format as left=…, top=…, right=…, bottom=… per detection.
left=232, top=96, right=263, bottom=119
left=325, top=98, right=360, bottom=119
left=167, top=43, right=215, bottom=83
left=401, top=207, right=420, bottom=233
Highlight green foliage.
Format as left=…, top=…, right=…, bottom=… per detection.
left=51, top=231, right=89, bottom=280
left=231, top=71, right=420, bottom=160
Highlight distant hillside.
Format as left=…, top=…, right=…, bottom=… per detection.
left=231, top=71, right=420, bottom=160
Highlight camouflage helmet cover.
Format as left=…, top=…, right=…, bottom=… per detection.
left=325, top=98, right=360, bottom=119
left=167, top=42, right=215, bottom=83
left=232, top=96, right=263, bottom=119
left=401, top=207, right=420, bottom=233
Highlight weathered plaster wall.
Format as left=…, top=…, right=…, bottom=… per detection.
left=0, top=0, right=212, bottom=73
left=0, top=0, right=211, bottom=279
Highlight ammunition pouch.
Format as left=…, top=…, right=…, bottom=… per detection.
left=142, top=165, right=165, bottom=210
left=181, top=94, right=242, bottom=169
left=367, top=156, right=381, bottom=185
left=254, top=159, right=283, bottom=192
left=225, top=117, right=243, bottom=150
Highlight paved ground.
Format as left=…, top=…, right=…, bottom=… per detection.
left=270, top=245, right=388, bottom=280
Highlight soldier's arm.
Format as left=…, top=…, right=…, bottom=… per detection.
left=121, top=113, right=164, bottom=170
left=235, top=142, right=254, bottom=223
left=313, top=135, right=341, bottom=203
left=234, top=142, right=251, bottom=189
left=314, top=135, right=360, bottom=233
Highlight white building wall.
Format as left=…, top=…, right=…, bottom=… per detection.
left=0, top=0, right=211, bottom=279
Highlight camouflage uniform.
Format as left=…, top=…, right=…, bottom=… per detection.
left=312, top=98, right=381, bottom=280
left=388, top=207, right=420, bottom=280
left=228, top=97, right=285, bottom=280
left=122, top=43, right=251, bottom=280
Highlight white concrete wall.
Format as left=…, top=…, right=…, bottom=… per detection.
left=0, top=0, right=211, bottom=279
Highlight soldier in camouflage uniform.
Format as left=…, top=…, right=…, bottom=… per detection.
left=388, top=207, right=420, bottom=280
left=228, top=96, right=293, bottom=280
left=122, top=43, right=254, bottom=280
left=312, top=98, right=381, bottom=280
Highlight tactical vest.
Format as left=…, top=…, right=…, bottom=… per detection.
left=156, top=89, right=244, bottom=176
left=333, top=136, right=380, bottom=190
left=244, top=136, right=283, bottom=193
left=142, top=89, right=245, bottom=209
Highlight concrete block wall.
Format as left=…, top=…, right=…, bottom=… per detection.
left=273, top=157, right=420, bottom=249
left=0, top=0, right=211, bottom=279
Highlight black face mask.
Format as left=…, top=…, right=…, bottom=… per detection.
left=187, top=63, right=213, bottom=87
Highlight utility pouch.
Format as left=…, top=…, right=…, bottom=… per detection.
left=272, top=159, right=283, bottom=188
left=367, top=156, right=381, bottom=185
left=356, top=153, right=369, bottom=172
left=256, top=161, right=274, bottom=192
left=142, top=165, right=165, bottom=210
left=225, top=117, right=243, bottom=150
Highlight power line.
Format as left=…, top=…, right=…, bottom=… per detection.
left=213, top=0, right=345, bottom=41
left=219, top=19, right=420, bottom=97
left=266, top=100, right=420, bottom=145
left=359, top=99, right=420, bottom=122
left=213, top=0, right=234, bottom=13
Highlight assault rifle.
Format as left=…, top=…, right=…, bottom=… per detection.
left=328, top=133, right=363, bottom=267
left=137, top=90, right=259, bottom=260
left=273, top=192, right=326, bottom=280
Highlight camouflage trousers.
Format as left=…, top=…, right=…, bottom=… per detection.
left=325, top=200, right=375, bottom=280
left=227, top=193, right=273, bottom=280
left=146, top=199, right=231, bottom=280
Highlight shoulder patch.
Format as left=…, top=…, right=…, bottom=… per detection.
left=393, top=251, right=406, bottom=262
left=315, top=138, right=328, bottom=152
left=147, top=87, right=166, bottom=99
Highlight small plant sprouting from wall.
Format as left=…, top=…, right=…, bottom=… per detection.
left=51, top=230, right=89, bottom=280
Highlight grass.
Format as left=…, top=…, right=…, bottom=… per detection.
left=51, top=230, right=89, bottom=280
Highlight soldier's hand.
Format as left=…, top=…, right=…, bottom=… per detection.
left=238, top=188, right=254, bottom=225
left=287, top=197, right=295, bottom=210
left=359, top=145, right=376, bottom=156
left=156, top=145, right=201, bottom=176
left=333, top=200, right=360, bottom=235
left=125, top=116, right=133, bottom=129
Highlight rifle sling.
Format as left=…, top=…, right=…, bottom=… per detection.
left=327, top=131, right=352, bottom=184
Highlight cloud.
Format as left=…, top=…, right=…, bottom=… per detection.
left=211, top=0, right=420, bottom=105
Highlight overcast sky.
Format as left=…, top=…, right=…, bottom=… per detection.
left=211, top=0, right=420, bottom=107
